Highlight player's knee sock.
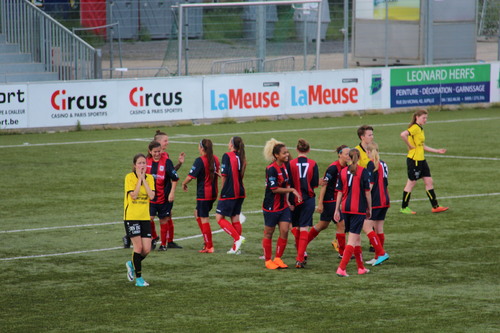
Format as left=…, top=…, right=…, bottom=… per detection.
left=339, top=245, right=354, bottom=270
left=150, top=220, right=158, bottom=239
left=217, top=218, right=240, bottom=241
left=377, top=233, right=385, bottom=248
left=337, top=233, right=346, bottom=255
left=262, top=238, right=272, bottom=261
left=354, top=246, right=365, bottom=269
left=201, top=223, right=213, bottom=248
left=133, top=252, right=143, bottom=278
left=307, top=227, right=320, bottom=243
left=160, top=223, right=168, bottom=246
left=367, top=231, right=385, bottom=257
left=275, top=237, right=287, bottom=258
left=402, top=191, right=412, bottom=208
left=426, top=189, right=439, bottom=208
left=196, top=217, right=203, bottom=232
left=232, top=221, right=242, bottom=235
left=297, top=231, right=309, bottom=262
left=167, top=220, right=174, bottom=243
left=291, top=227, right=299, bottom=249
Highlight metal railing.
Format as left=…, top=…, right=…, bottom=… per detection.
left=0, top=0, right=101, bottom=80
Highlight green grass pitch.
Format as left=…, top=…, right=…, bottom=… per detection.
left=0, top=107, right=499, bottom=332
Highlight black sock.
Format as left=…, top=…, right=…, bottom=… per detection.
left=426, top=189, right=439, bottom=208
left=402, top=191, right=411, bottom=208
left=133, top=252, right=143, bottom=278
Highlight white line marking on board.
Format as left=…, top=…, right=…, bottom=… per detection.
left=1, top=117, right=498, bottom=149
left=0, top=192, right=499, bottom=261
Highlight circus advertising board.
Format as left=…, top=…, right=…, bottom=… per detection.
left=284, top=70, right=365, bottom=114
left=116, top=77, right=202, bottom=123
left=390, top=64, right=491, bottom=108
left=28, top=80, right=115, bottom=127
left=202, top=73, right=287, bottom=119
left=0, top=84, right=28, bottom=129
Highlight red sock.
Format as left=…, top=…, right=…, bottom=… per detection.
left=339, top=245, right=354, bottom=270
left=275, top=237, right=287, bottom=258
left=232, top=221, right=242, bottom=235
left=196, top=217, right=203, bottom=232
left=201, top=223, right=213, bottom=248
left=336, top=233, right=346, bottom=256
left=167, top=220, right=174, bottom=243
left=297, top=231, right=309, bottom=262
left=291, top=227, right=299, bottom=249
left=262, top=238, right=272, bottom=261
left=367, top=231, right=385, bottom=256
left=150, top=220, right=158, bottom=239
left=354, top=246, right=365, bottom=269
left=160, top=223, right=168, bottom=246
left=307, top=227, right=319, bottom=243
left=217, top=218, right=239, bottom=241
left=377, top=233, right=385, bottom=248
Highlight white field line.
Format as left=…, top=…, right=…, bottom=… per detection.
left=1, top=116, right=499, bottom=149
left=169, top=141, right=500, bottom=161
left=1, top=192, right=499, bottom=261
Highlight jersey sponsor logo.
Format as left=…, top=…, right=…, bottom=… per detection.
left=210, top=89, right=280, bottom=110
left=290, top=85, right=359, bottom=106
left=128, top=87, right=182, bottom=107
left=50, top=89, right=107, bottom=111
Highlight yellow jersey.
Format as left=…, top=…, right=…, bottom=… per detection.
left=355, top=144, right=370, bottom=168
left=123, top=172, right=155, bottom=221
left=406, top=124, right=425, bottom=161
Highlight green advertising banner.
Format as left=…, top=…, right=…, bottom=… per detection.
left=391, top=64, right=491, bottom=107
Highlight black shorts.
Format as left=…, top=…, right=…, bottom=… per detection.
left=319, top=201, right=336, bottom=223
left=343, top=213, right=365, bottom=234
left=370, top=207, right=388, bottom=221
left=263, top=208, right=292, bottom=227
left=216, top=198, right=244, bottom=217
left=150, top=202, right=173, bottom=219
left=407, top=158, right=431, bottom=181
left=291, top=197, right=315, bottom=228
left=124, top=220, right=152, bottom=238
left=196, top=200, right=215, bottom=218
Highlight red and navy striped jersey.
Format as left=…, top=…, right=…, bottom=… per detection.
left=366, top=160, right=390, bottom=209
left=263, top=162, right=290, bottom=212
left=287, top=156, right=319, bottom=205
left=219, top=151, right=245, bottom=200
left=147, top=155, right=179, bottom=204
left=322, top=160, right=345, bottom=203
left=188, top=155, right=220, bottom=201
left=336, top=166, right=371, bottom=215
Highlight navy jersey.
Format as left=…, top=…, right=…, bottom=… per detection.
left=322, top=160, right=345, bottom=203
left=188, top=155, right=220, bottom=201
left=287, top=156, right=319, bottom=206
left=220, top=151, right=246, bottom=200
left=367, top=160, right=390, bottom=209
left=336, top=166, right=371, bottom=215
left=147, top=155, right=179, bottom=204
left=263, top=162, right=290, bottom=212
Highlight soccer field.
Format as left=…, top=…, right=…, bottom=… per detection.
left=0, top=108, right=499, bottom=332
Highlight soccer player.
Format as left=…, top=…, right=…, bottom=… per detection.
left=364, top=142, right=390, bottom=266
left=146, top=141, right=179, bottom=251
left=153, top=130, right=185, bottom=248
left=309, top=145, right=350, bottom=258
left=334, top=149, right=371, bottom=277
left=287, top=139, right=319, bottom=268
left=124, top=153, right=155, bottom=287
left=215, top=136, right=246, bottom=254
left=400, top=110, right=449, bottom=214
left=355, top=125, right=374, bottom=168
left=182, top=139, right=220, bottom=253
left=262, top=138, right=302, bottom=270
